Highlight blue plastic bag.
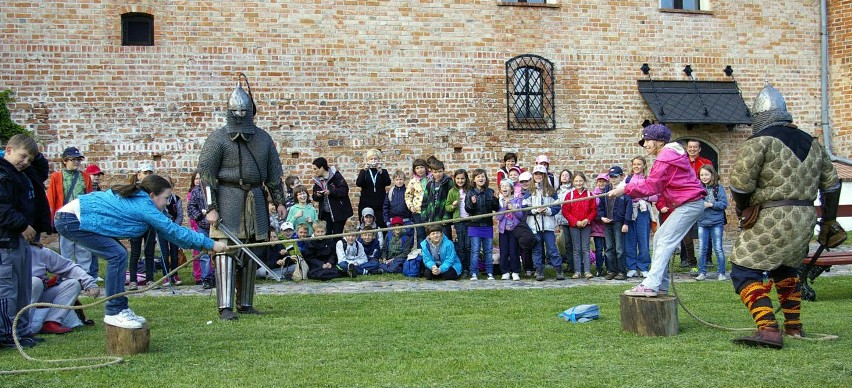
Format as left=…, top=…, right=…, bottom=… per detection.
left=558, top=304, right=600, bottom=323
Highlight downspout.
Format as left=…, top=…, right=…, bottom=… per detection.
left=820, top=0, right=852, bottom=165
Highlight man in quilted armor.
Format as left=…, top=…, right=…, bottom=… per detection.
left=728, top=83, right=840, bottom=348
left=199, top=78, right=286, bottom=320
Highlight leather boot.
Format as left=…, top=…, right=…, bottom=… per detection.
left=732, top=327, right=783, bottom=349
left=237, top=306, right=265, bottom=315
left=785, top=326, right=804, bottom=338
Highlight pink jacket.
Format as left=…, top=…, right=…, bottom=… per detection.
left=624, top=143, right=706, bottom=208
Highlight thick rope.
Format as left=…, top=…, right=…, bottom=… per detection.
left=0, top=258, right=196, bottom=375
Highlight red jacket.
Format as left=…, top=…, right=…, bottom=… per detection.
left=47, top=170, right=93, bottom=225
left=689, top=156, right=712, bottom=177
left=561, top=188, right=597, bottom=228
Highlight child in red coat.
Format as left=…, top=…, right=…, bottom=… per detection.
left=561, top=172, right=597, bottom=278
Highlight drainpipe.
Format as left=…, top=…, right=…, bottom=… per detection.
left=820, top=0, right=852, bottom=165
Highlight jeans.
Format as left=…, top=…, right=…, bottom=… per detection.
left=499, top=231, right=520, bottom=274
left=641, top=200, right=704, bottom=292
left=0, top=237, right=32, bottom=338
left=698, top=224, right=727, bottom=275
left=625, top=210, right=651, bottom=271
left=569, top=226, right=592, bottom=274
left=593, top=236, right=606, bottom=273
left=469, top=236, right=493, bottom=276
left=603, top=222, right=626, bottom=275
left=129, top=228, right=156, bottom=283
left=454, top=221, right=470, bottom=272
left=532, top=231, right=562, bottom=271
left=55, top=212, right=129, bottom=315
left=197, top=228, right=213, bottom=281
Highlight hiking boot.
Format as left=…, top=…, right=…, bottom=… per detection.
left=535, top=269, right=545, bottom=281
left=584, top=272, right=594, bottom=279
left=555, top=272, right=566, bottom=281
left=613, top=273, right=627, bottom=280
left=219, top=309, right=239, bottom=321
left=39, top=321, right=72, bottom=335
left=605, top=273, right=616, bottom=280
left=623, top=284, right=658, bottom=297
left=733, top=327, right=783, bottom=349
left=347, top=263, right=358, bottom=279
left=237, top=306, right=265, bottom=315
left=127, top=282, right=138, bottom=291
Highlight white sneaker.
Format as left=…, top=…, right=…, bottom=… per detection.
left=626, top=270, right=638, bottom=278
left=104, top=309, right=145, bottom=329
left=487, top=274, right=495, bottom=280
left=501, top=273, right=511, bottom=280
left=639, top=271, right=648, bottom=278
left=511, top=273, right=521, bottom=281
left=717, top=273, right=727, bottom=281
left=695, top=273, right=706, bottom=281
left=95, top=277, right=104, bottom=282
left=470, top=274, right=478, bottom=281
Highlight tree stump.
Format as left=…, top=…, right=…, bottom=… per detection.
left=620, top=294, right=679, bottom=337
left=105, top=323, right=150, bottom=355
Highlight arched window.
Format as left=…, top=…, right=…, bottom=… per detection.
left=506, top=54, right=555, bottom=130
left=121, top=13, right=154, bottom=46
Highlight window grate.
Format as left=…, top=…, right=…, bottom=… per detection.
left=505, top=54, right=555, bottom=130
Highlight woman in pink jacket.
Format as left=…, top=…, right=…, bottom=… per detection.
left=608, top=124, right=706, bottom=297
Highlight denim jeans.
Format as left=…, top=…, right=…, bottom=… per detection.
left=593, top=236, right=606, bottom=273
left=569, top=226, right=591, bottom=274
left=625, top=210, right=651, bottom=271
left=60, top=235, right=94, bottom=278
left=499, top=231, right=520, bottom=274
left=641, top=200, right=704, bottom=292
left=532, top=231, right=562, bottom=271
left=469, top=236, right=493, bottom=276
left=454, top=221, right=470, bottom=272
left=54, top=212, right=129, bottom=316
left=196, top=228, right=213, bottom=281
left=603, top=222, right=626, bottom=275
left=698, top=224, right=727, bottom=275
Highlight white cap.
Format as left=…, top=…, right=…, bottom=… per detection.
left=138, top=162, right=154, bottom=173
left=533, top=165, right=547, bottom=175
left=280, top=222, right=294, bottom=231
left=535, top=154, right=550, bottom=164
left=518, top=171, right=533, bottom=182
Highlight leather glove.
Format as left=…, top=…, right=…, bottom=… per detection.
left=818, top=220, right=847, bottom=248
left=729, top=189, right=752, bottom=217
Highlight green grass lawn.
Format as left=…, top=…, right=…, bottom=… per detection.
left=2, top=276, right=851, bottom=387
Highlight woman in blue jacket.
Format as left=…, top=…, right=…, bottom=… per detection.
left=421, top=224, right=462, bottom=280
left=695, top=165, right=728, bottom=281
left=54, top=175, right=226, bottom=329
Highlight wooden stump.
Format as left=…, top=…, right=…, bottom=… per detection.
left=105, top=323, right=150, bottom=355
left=620, top=294, right=679, bottom=337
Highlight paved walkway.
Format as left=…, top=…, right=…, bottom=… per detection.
left=139, top=239, right=851, bottom=297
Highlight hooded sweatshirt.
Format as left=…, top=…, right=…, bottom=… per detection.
left=624, top=143, right=706, bottom=208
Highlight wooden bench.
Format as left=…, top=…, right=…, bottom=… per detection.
left=799, top=203, right=852, bottom=301
left=800, top=250, right=852, bottom=301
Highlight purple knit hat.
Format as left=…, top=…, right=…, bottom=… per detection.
left=638, top=124, right=671, bottom=146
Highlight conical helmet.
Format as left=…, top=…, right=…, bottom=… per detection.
left=228, top=83, right=252, bottom=113
left=750, top=82, right=793, bottom=133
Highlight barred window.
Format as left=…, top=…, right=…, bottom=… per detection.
left=121, top=13, right=154, bottom=46
left=506, top=54, right=555, bottom=131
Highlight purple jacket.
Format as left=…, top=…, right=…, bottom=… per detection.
left=496, top=196, right=524, bottom=233
left=624, top=143, right=706, bottom=208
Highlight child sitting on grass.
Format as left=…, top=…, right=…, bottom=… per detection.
left=381, top=217, right=413, bottom=274
left=336, top=220, right=368, bottom=278
left=421, top=224, right=462, bottom=280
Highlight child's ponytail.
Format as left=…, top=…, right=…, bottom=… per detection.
left=113, top=174, right=172, bottom=198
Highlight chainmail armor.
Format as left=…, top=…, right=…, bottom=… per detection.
left=751, top=109, right=793, bottom=134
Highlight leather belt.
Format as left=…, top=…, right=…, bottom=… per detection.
left=219, top=181, right=262, bottom=191
left=760, top=199, right=813, bottom=209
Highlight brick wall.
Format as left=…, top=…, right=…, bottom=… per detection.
left=830, top=0, right=852, bottom=157
left=0, top=1, right=836, bottom=198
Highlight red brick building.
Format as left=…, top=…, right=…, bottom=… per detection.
left=1, top=1, right=849, bottom=195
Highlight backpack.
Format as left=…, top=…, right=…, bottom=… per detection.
left=291, top=256, right=310, bottom=281
left=402, top=249, right=423, bottom=278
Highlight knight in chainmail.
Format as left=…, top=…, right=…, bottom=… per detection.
left=198, top=79, right=286, bottom=321
left=727, top=83, right=840, bottom=349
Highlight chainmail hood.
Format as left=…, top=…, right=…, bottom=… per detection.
left=751, top=83, right=793, bottom=134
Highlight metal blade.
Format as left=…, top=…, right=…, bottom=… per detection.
left=216, top=223, right=282, bottom=282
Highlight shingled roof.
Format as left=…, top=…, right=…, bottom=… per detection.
left=638, top=80, right=752, bottom=126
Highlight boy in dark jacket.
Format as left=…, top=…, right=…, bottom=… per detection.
left=380, top=217, right=413, bottom=273
left=302, top=221, right=340, bottom=281
left=0, top=134, right=39, bottom=348
left=420, top=158, right=453, bottom=238
left=358, top=226, right=383, bottom=275
left=597, top=166, right=630, bottom=280
left=382, top=170, right=412, bottom=238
